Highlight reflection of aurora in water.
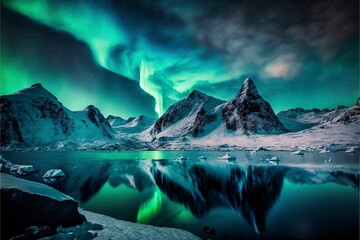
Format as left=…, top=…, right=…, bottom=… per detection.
left=75, top=159, right=359, bottom=239
left=137, top=187, right=162, bottom=224
left=2, top=150, right=359, bottom=239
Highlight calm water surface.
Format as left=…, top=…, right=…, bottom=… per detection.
left=3, top=151, right=359, bottom=239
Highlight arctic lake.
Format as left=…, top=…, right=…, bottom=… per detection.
left=2, top=151, right=359, bottom=240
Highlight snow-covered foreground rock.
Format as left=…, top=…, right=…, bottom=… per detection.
left=1, top=173, right=85, bottom=239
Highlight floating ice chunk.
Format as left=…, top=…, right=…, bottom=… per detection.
left=10, top=165, right=36, bottom=176
left=291, top=150, right=304, bottom=155
left=266, top=156, right=280, bottom=163
left=176, top=154, right=188, bottom=160
left=319, top=148, right=330, bottom=154
left=43, top=169, right=65, bottom=178
left=218, top=153, right=236, bottom=160
left=266, top=157, right=279, bottom=165
left=198, top=156, right=207, bottom=160
left=345, top=147, right=357, bottom=153
left=1, top=156, right=36, bottom=176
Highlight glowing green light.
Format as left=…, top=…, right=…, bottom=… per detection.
left=140, top=59, right=163, bottom=117
left=4, top=0, right=128, bottom=74
left=137, top=187, right=163, bottom=224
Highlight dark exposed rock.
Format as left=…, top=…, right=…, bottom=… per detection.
left=0, top=98, right=24, bottom=145
left=222, top=78, right=288, bottom=134
left=332, top=104, right=360, bottom=124
left=34, top=97, right=75, bottom=136
left=85, top=105, right=114, bottom=139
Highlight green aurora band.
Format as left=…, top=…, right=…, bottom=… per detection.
left=1, top=0, right=359, bottom=117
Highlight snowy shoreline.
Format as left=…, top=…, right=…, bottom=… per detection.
left=0, top=142, right=360, bottom=153
left=76, top=208, right=201, bottom=240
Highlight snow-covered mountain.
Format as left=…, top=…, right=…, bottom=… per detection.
left=0, top=83, right=115, bottom=148
left=323, top=98, right=359, bottom=124
left=106, top=115, right=127, bottom=127
left=149, top=78, right=287, bottom=140
left=106, top=114, right=156, bottom=136
left=277, top=107, right=331, bottom=132
left=190, top=99, right=360, bottom=151
left=113, top=115, right=156, bottom=135
left=122, top=115, right=155, bottom=130
left=277, top=107, right=333, bottom=123
left=149, top=90, right=225, bottom=140
left=222, top=78, right=287, bottom=134
left=1, top=82, right=357, bottom=151
left=277, top=105, right=350, bottom=132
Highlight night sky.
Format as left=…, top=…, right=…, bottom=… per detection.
left=1, top=0, right=359, bottom=118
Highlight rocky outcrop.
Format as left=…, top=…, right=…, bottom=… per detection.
left=1, top=173, right=85, bottom=239
left=222, top=78, right=288, bottom=134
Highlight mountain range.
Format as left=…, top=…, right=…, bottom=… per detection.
left=148, top=78, right=287, bottom=142
left=1, top=79, right=358, bottom=150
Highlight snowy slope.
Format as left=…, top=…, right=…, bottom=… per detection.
left=114, top=115, right=156, bottom=135
left=106, top=115, right=127, bottom=127
left=149, top=90, right=225, bottom=140
left=277, top=107, right=333, bottom=123
left=324, top=98, right=359, bottom=124
left=276, top=117, right=317, bottom=132
left=277, top=106, right=349, bottom=132
left=192, top=100, right=360, bottom=151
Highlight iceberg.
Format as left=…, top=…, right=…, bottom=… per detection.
left=291, top=150, right=304, bottom=155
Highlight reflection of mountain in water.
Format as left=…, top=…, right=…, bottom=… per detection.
left=227, top=166, right=285, bottom=233
left=48, top=160, right=359, bottom=234
left=152, top=163, right=287, bottom=234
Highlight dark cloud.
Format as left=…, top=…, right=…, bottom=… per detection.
left=1, top=0, right=358, bottom=116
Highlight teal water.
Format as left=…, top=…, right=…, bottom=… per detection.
left=2, top=151, right=359, bottom=239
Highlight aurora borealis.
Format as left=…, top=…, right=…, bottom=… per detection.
left=1, top=0, right=359, bottom=118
